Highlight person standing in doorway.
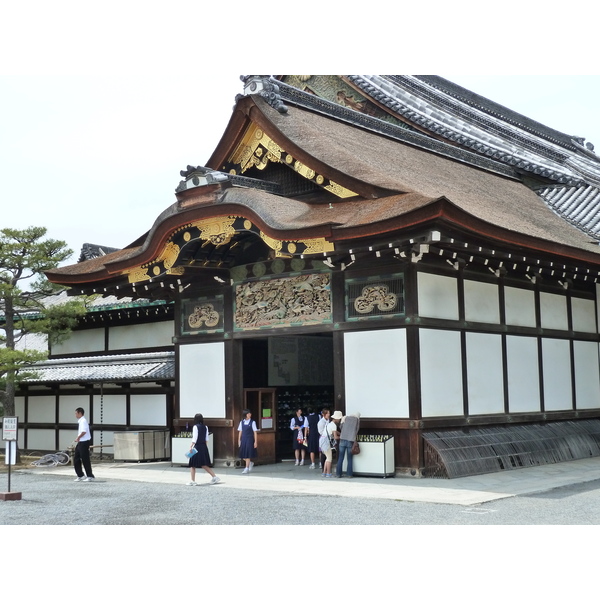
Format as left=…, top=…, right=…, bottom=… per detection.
left=306, top=406, right=321, bottom=469
left=238, top=409, right=258, bottom=474
left=187, top=413, right=220, bottom=486
left=73, top=407, right=94, bottom=482
left=290, top=408, right=308, bottom=466
left=336, top=412, right=361, bottom=478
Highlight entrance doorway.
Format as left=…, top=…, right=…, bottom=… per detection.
left=242, top=334, right=335, bottom=461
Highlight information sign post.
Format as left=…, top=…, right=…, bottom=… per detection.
left=1, top=417, right=22, bottom=501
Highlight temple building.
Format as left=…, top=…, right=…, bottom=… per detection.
left=36, top=75, right=600, bottom=477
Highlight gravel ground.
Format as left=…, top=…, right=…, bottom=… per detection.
left=3, top=469, right=600, bottom=525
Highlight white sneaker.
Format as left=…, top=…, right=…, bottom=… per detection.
left=249, top=462, right=254, bottom=471
left=295, top=460, right=299, bottom=466
left=299, top=460, right=304, bottom=466
left=242, top=467, right=249, bottom=474
left=309, top=463, right=315, bottom=469
left=74, top=476, right=86, bottom=482
left=85, top=476, right=95, bottom=482
left=186, top=481, right=198, bottom=486
left=210, top=476, right=221, bottom=485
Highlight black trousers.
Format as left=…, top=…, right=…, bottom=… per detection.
left=74, top=440, right=93, bottom=478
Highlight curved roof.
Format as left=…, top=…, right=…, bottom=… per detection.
left=45, top=76, right=600, bottom=292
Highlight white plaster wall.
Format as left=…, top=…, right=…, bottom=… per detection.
left=27, top=429, right=56, bottom=451
left=58, top=395, right=90, bottom=423
left=573, top=340, right=600, bottom=409
left=540, top=292, right=569, bottom=331
left=506, top=336, right=540, bottom=412
left=572, top=297, right=597, bottom=333
left=93, top=394, right=127, bottom=425
left=92, top=429, right=114, bottom=452
left=504, top=286, right=536, bottom=327
left=108, top=320, right=174, bottom=351
left=14, top=397, right=25, bottom=421
left=464, top=280, right=500, bottom=324
left=179, top=342, right=226, bottom=418
left=59, top=429, right=77, bottom=450
left=420, top=329, right=463, bottom=417
left=465, top=332, right=504, bottom=415
left=541, top=338, right=573, bottom=411
left=28, top=396, right=56, bottom=423
left=343, top=329, right=409, bottom=418
left=130, top=394, right=167, bottom=426
left=417, top=272, right=459, bottom=320
left=52, top=328, right=105, bottom=355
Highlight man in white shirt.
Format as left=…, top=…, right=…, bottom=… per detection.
left=73, top=407, right=94, bottom=482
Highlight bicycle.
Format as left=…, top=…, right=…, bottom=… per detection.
left=31, top=448, right=72, bottom=467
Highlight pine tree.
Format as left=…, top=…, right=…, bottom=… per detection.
left=0, top=227, right=89, bottom=420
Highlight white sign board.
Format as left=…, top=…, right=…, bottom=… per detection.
left=5, top=441, right=16, bottom=465
left=2, top=417, right=18, bottom=441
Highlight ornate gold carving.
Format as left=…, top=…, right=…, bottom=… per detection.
left=127, top=267, right=150, bottom=283
left=235, top=273, right=331, bottom=329
left=228, top=122, right=358, bottom=198
left=153, top=266, right=161, bottom=276
left=354, top=285, right=398, bottom=314
left=188, top=303, right=220, bottom=328
left=260, top=231, right=283, bottom=254
left=324, top=180, right=357, bottom=198
left=299, top=238, right=335, bottom=254
left=183, top=231, right=191, bottom=242
left=156, top=241, right=180, bottom=271
left=287, top=242, right=297, bottom=254
left=193, top=216, right=237, bottom=247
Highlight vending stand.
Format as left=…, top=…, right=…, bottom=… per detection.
left=2, top=416, right=22, bottom=501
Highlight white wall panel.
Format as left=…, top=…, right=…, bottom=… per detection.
left=466, top=332, right=504, bottom=415
left=417, top=272, right=459, bottom=320
left=344, top=329, right=409, bottom=418
left=504, top=287, right=536, bottom=327
left=420, top=329, right=463, bottom=417
left=572, top=297, right=597, bottom=333
left=464, top=280, right=500, bottom=324
left=15, top=397, right=25, bottom=421
left=540, top=292, right=568, bottom=331
left=541, top=338, right=573, bottom=411
left=58, top=395, right=90, bottom=423
left=28, top=396, right=56, bottom=423
left=179, top=342, right=226, bottom=418
left=92, top=429, right=114, bottom=452
left=52, top=328, right=105, bottom=355
left=130, top=394, right=167, bottom=426
left=59, top=429, right=76, bottom=450
left=27, top=429, right=56, bottom=451
left=573, top=340, right=600, bottom=409
left=109, top=320, right=174, bottom=351
left=506, top=336, right=540, bottom=412
left=93, top=394, right=127, bottom=425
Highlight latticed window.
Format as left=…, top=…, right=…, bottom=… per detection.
left=345, top=274, right=405, bottom=320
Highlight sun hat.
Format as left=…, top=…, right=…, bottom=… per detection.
left=331, top=410, right=343, bottom=420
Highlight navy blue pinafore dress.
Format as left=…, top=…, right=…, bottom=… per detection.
left=239, top=419, right=258, bottom=459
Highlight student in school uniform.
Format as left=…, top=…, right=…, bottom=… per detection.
left=187, top=413, right=220, bottom=486
left=290, top=408, right=308, bottom=466
left=238, top=409, right=258, bottom=474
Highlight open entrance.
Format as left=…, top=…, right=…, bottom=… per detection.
left=242, top=334, right=335, bottom=461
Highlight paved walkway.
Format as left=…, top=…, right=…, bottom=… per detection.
left=23, top=455, right=600, bottom=506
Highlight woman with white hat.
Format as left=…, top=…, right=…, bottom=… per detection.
left=317, top=409, right=342, bottom=478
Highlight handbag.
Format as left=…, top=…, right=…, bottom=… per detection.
left=351, top=441, right=360, bottom=455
